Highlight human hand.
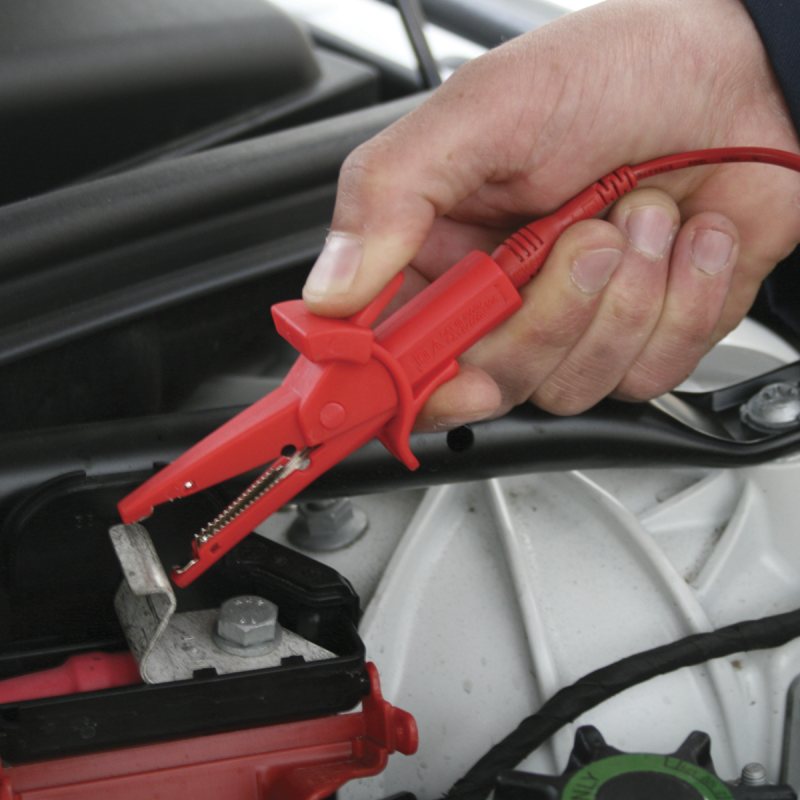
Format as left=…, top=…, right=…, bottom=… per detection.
left=303, top=0, right=800, bottom=429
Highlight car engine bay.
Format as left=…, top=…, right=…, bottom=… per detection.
left=1, top=1, right=799, bottom=797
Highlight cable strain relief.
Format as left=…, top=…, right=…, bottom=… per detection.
left=492, top=215, right=561, bottom=289
left=596, top=165, right=637, bottom=202
left=492, top=166, right=638, bottom=289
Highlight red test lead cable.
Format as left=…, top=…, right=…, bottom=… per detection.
left=118, top=146, right=800, bottom=587
left=493, top=146, right=800, bottom=287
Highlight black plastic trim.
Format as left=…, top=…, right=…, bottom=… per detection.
left=0, top=93, right=425, bottom=280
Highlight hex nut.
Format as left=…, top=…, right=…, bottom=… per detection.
left=216, top=595, right=278, bottom=648
left=289, top=497, right=368, bottom=552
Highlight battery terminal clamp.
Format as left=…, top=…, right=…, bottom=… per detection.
left=118, top=147, right=800, bottom=586
left=109, top=523, right=336, bottom=683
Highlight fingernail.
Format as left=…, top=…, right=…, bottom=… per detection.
left=626, top=206, right=675, bottom=258
left=571, top=248, right=623, bottom=293
left=304, top=233, right=363, bottom=297
left=691, top=229, right=733, bottom=275
left=430, top=410, right=490, bottom=429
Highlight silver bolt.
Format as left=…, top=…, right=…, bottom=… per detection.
left=212, top=595, right=281, bottom=657
left=288, top=497, right=368, bottom=552
left=740, top=382, right=800, bottom=432
left=740, top=762, right=768, bottom=786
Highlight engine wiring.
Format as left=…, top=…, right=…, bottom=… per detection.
left=446, top=604, right=800, bottom=800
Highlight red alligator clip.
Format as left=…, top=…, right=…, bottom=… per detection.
left=117, top=148, right=800, bottom=586
left=119, top=250, right=522, bottom=586
left=118, top=163, right=643, bottom=586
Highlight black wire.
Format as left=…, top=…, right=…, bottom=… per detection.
left=394, top=0, right=442, bottom=88
left=444, top=606, right=800, bottom=800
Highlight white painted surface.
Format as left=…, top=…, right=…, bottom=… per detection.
left=326, top=323, right=800, bottom=797
left=269, top=0, right=485, bottom=73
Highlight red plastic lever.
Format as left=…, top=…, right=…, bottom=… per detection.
left=274, top=250, right=522, bottom=469
left=373, top=250, right=521, bottom=467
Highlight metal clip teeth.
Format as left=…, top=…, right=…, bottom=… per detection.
left=194, top=447, right=313, bottom=546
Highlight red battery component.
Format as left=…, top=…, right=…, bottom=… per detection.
left=0, top=663, right=417, bottom=800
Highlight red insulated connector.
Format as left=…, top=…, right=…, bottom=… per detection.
left=493, top=166, right=638, bottom=288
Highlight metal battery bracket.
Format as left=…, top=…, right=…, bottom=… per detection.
left=109, top=523, right=334, bottom=684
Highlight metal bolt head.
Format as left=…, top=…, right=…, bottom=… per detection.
left=740, top=382, right=800, bottom=432
left=216, top=595, right=277, bottom=648
left=741, top=762, right=768, bottom=786
left=289, top=497, right=368, bottom=552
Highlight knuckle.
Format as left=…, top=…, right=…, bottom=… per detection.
left=514, top=284, right=604, bottom=354
left=491, top=362, right=537, bottom=411
left=533, top=385, right=594, bottom=416
left=666, top=306, right=719, bottom=354
left=614, top=368, right=671, bottom=402
left=617, top=187, right=677, bottom=213
left=339, top=136, right=398, bottom=194
left=604, top=294, right=657, bottom=334
left=522, top=303, right=594, bottom=351
left=680, top=320, right=715, bottom=352
left=340, top=144, right=380, bottom=187
left=530, top=364, right=602, bottom=416
left=617, top=342, right=706, bottom=401
left=608, top=188, right=679, bottom=229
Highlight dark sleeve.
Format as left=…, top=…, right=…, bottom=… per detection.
left=742, top=1, right=800, bottom=129
left=740, top=1, right=800, bottom=340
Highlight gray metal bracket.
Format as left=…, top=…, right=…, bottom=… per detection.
left=109, top=523, right=335, bottom=684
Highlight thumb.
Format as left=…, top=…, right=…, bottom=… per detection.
left=302, top=95, right=489, bottom=317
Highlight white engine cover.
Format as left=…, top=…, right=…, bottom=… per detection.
left=259, top=318, right=800, bottom=797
